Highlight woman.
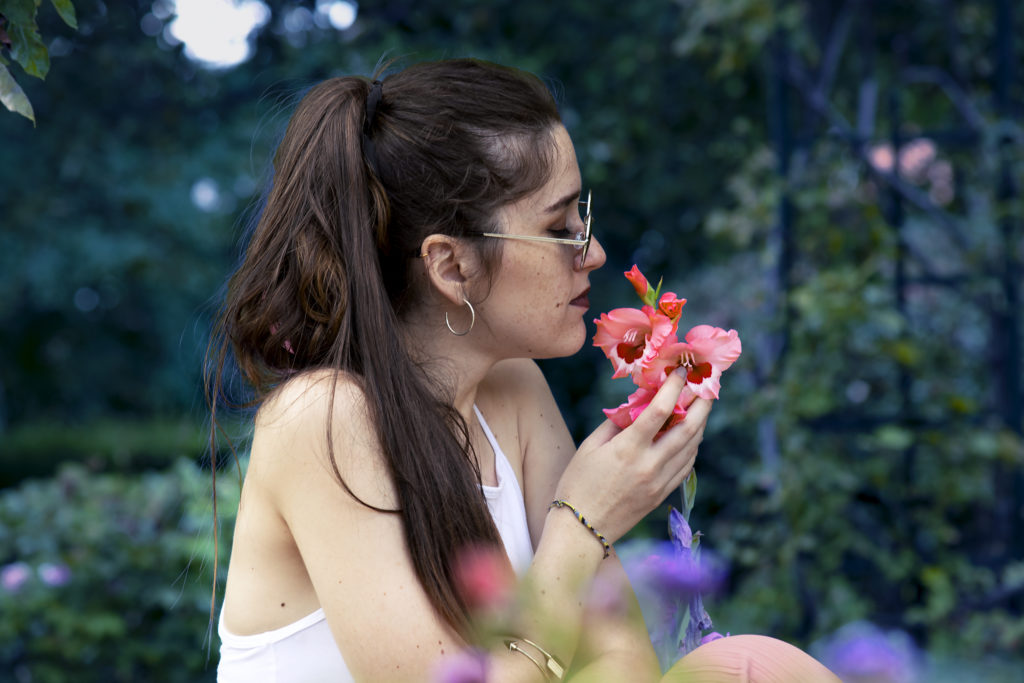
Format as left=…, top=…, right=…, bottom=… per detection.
left=210, top=59, right=837, bottom=682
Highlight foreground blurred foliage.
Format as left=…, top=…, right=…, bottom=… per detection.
left=1, top=0, right=1022, bottom=677
left=0, top=460, right=239, bottom=681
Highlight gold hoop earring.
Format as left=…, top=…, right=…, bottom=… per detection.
left=445, top=297, right=476, bottom=336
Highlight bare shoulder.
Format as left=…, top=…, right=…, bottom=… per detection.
left=482, top=359, right=568, bottom=437
left=257, top=368, right=366, bottom=431
left=480, top=358, right=551, bottom=404
left=478, top=358, right=561, bottom=446
left=250, top=368, right=395, bottom=509
left=482, top=359, right=575, bottom=543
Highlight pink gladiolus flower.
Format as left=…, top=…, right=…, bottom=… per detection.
left=625, top=265, right=651, bottom=300
left=596, top=266, right=741, bottom=436
left=635, top=326, right=741, bottom=399
left=657, top=291, right=686, bottom=321
left=603, top=383, right=693, bottom=434
left=593, top=306, right=676, bottom=379
left=677, top=325, right=742, bottom=399
left=603, top=385, right=656, bottom=429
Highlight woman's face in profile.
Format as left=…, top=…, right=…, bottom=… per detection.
left=473, top=125, right=607, bottom=361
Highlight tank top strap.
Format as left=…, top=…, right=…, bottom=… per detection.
left=472, top=404, right=534, bottom=573
left=473, top=405, right=522, bottom=494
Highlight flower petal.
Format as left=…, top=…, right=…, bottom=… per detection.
left=594, top=307, right=676, bottom=379
left=658, top=291, right=687, bottom=321
left=625, top=265, right=651, bottom=301
left=683, top=325, right=742, bottom=370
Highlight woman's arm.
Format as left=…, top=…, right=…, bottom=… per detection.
left=488, top=359, right=659, bottom=680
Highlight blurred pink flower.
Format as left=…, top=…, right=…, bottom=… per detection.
left=1, top=562, right=31, bottom=593
left=38, top=562, right=71, bottom=587
left=432, top=649, right=488, bottom=683
left=868, top=144, right=895, bottom=172
left=453, top=545, right=514, bottom=612
left=584, top=572, right=630, bottom=618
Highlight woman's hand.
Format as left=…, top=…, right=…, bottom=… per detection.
left=554, top=369, right=712, bottom=544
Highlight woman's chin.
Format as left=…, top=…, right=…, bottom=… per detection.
left=534, top=323, right=588, bottom=360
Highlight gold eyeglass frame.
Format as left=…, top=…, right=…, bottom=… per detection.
left=481, top=190, right=592, bottom=268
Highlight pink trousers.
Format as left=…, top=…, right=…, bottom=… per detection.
left=662, top=635, right=841, bottom=683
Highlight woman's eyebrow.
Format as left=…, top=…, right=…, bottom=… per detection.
left=543, top=189, right=581, bottom=214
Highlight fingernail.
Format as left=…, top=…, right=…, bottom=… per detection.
left=672, top=367, right=687, bottom=379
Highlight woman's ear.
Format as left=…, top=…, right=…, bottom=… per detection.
left=418, top=234, right=481, bottom=305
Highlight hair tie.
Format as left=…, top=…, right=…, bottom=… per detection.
left=362, top=80, right=384, bottom=176
left=364, top=80, right=383, bottom=133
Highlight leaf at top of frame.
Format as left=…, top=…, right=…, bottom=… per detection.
left=7, top=21, right=48, bottom=79
left=0, top=62, right=35, bottom=123
left=50, top=0, right=77, bottom=30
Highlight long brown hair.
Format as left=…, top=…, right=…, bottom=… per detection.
left=207, top=59, right=562, bottom=634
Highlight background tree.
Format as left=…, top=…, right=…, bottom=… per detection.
left=1, top=0, right=1021, bottom=679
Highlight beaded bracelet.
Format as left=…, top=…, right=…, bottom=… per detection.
left=548, top=499, right=612, bottom=559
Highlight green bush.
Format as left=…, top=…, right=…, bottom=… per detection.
left=0, top=459, right=240, bottom=682
left=0, top=417, right=248, bottom=488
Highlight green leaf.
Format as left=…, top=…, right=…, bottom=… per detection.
left=49, top=0, right=77, bottom=29
left=682, top=470, right=698, bottom=521
left=875, top=425, right=914, bottom=451
left=0, top=62, right=34, bottom=122
left=0, top=0, right=39, bottom=27
left=8, top=22, right=49, bottom=79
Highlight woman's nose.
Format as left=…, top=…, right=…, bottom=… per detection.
left=579, top=235, right=607, bottom=271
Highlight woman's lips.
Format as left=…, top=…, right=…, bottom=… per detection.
left=570, top=288, right=590, bottom=308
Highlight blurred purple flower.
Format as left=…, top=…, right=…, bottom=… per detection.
left=635, top=543, right=727, bottom=597
left=682, top=591, right=713, bottom=654
left=699, top=631, right=727, bottom=645
left=584, top=571, right=629, bottom=617
left=1, top=562, right=32, bottom=593
left=38, top=562, right=72, bottom=587
left=668, top=507, right=693, bottom=551
left=815, top=621, right=920, bottom=683
left=432, top=649, right=488, bottom=683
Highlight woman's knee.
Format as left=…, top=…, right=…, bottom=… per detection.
left=661, top=634, right=841, bottom=683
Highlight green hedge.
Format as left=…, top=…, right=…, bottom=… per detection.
left=0, top=417, right=248, bottom=488
left=0, top=459, right=240, bottom=682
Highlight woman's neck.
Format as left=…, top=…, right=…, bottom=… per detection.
left=398, top=314, right=497, bottom=424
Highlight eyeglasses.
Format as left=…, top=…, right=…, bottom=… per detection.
left=481, top=190, right=593, bottom=268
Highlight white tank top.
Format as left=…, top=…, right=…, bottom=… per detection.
left=217, top=407, right=535, bottom=682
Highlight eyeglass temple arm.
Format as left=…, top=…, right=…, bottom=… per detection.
left=479, top=233, right=587, bottom=246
